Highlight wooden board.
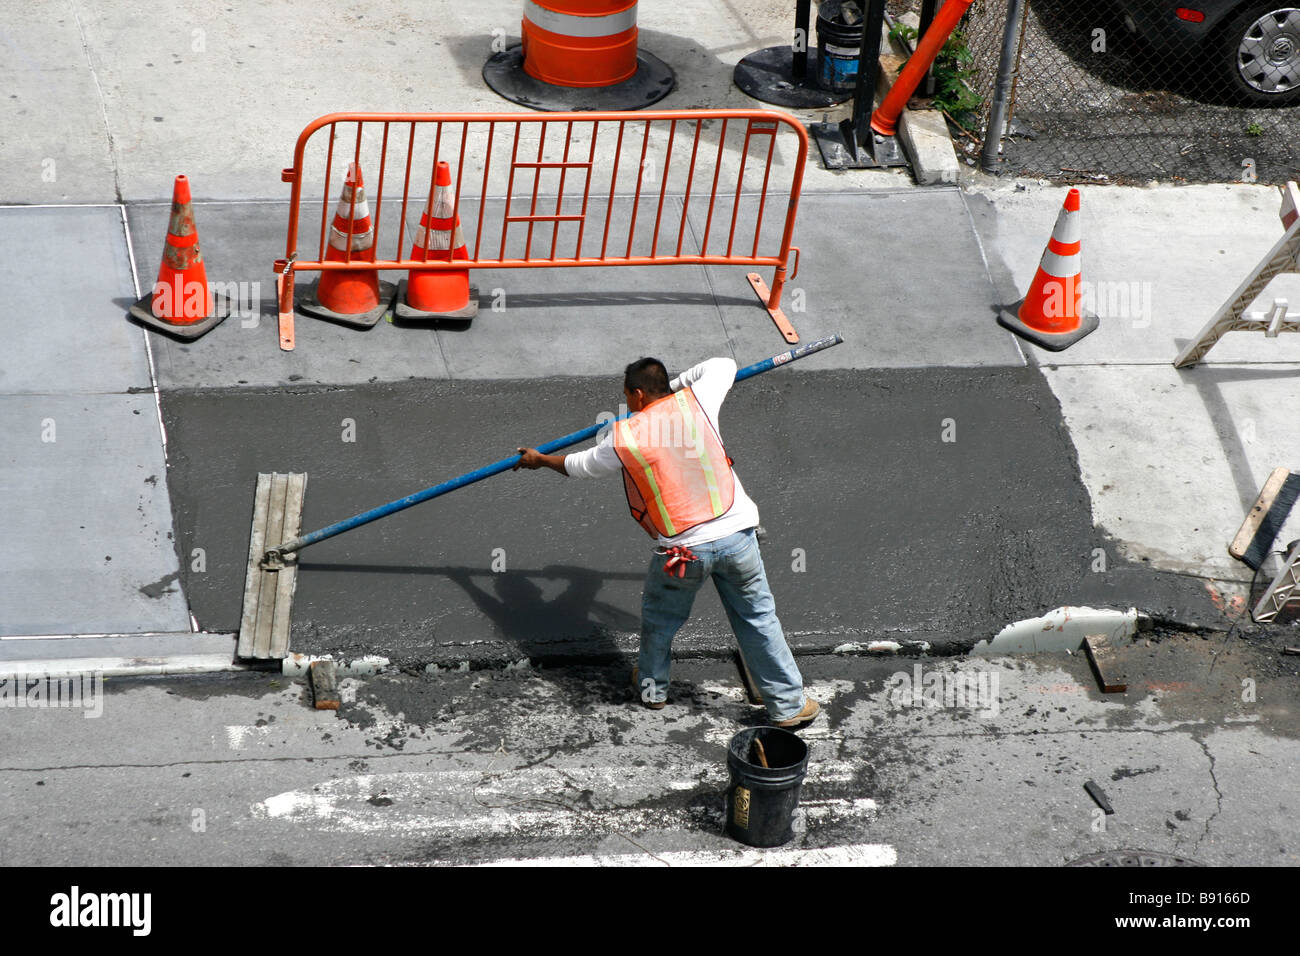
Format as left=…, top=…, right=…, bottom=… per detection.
left=1230, top=467, right=1292, bottom=568
left=1083, top=634, right=1127, bottom=694
left=237, top=473, right=307, bottom=660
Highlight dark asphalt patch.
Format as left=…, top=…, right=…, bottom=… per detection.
left=158, top=370, right=1219, bottom=665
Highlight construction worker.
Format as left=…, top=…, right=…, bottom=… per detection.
left=514, top=356, right=820, bottom=730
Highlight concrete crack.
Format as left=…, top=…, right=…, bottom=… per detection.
left=68, top=0, right=122, bottom=203
left=1192, top=734, right=1224, bottom=855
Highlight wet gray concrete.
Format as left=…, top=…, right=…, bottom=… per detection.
left=158, top=368, right=1223, bottom=666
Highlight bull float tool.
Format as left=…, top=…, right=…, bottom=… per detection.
left=238, top=334, right=844, bottom=660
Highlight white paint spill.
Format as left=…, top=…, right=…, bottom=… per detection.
left=834, top=641, right=902, bottom=655
left=971, top=606, right=1138, bottom=656
left=696, top=681, right=747, bottom=701
left=471, top=843, right=897, bottom=867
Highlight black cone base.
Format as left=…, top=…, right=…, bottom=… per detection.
left=298, top=278, right=397, bottom=329
left=483, top=45, right=675, bottom=112
left=733, top=46, right=852, bottom=109
left=997, top=304, right=1100, bottom=352
left=128, top=292, right=232, bottom=341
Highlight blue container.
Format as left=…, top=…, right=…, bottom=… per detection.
left=816, top=0, right=865, bottom=93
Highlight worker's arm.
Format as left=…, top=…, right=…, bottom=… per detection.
left=670, top=356, right=736, bottom=393
left=514, top=447, right=568, bottom=475
left=671, top=357, right=737, bottom=421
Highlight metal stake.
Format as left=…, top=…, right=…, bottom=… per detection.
left=981, top=0, right=1027, bottom=173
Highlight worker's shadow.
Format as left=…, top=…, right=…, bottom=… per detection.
left=440, top=564, right=641, bottom=656
left=437, top=564, right=645, bottom=701
left=296, top=561, right=643, bottom=674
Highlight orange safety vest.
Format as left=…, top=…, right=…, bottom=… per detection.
left=612, top=388, right=736, bottom=539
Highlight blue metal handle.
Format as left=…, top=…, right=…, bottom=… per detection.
left=262, top=334, right=843, bottom=566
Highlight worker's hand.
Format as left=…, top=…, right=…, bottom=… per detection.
left=514, top=447, right=546, bottom=471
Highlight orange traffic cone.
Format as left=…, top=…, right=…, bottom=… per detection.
left=300, top=162, right=395, bottom=328
left=396, top=161, right=478, bottom=321
left=129, top=175, right=230, bottom=339
left=997, top=188, right=1099, bottom=351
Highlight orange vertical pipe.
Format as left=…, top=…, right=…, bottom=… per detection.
left=871, top=0, right=974, bottom=136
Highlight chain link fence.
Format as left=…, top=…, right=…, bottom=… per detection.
left=886, top=0, right=1300, bottom=185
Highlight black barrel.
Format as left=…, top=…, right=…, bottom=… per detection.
left=725, top=726, right=810, bottom=848
left=816, top=0, right=866, bottom=93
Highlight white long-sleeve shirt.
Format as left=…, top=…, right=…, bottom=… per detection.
left=564, top=357, right=761, bottom=547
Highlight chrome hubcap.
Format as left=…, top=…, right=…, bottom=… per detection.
left=1237, top=8, right=1300, bottom=94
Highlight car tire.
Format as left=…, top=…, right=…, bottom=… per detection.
left=1217, top=4, right=1300, bottom=106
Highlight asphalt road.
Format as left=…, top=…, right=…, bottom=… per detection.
left=1, top=630, right=1295, bottom=866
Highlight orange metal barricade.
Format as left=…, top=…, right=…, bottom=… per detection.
left=277, top=110, right=808, bottom=343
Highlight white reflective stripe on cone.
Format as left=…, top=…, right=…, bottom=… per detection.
left=329, top=226, right=374, bottom=251
left=413, top=225, right=453, bottom=252
left=1038, top=250, right=1080, bottom=279
left=1051, top=208, right=1081, bottom=245
left=333, top=194, right=371, bottom=222
left=523, top=0, right=637, bottom=37
left=432, top=190, right=454, bottom=219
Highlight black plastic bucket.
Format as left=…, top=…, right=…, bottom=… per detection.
left=816, top=0, right=865, bottom=93
left=725, top=726, right=810, bottom=848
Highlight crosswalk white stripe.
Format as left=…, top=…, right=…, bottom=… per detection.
left=252, top=767, right=876, bottom=839
left=471, top=843, right=896, bottom=867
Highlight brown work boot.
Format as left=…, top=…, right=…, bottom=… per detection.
left=774, top=697, right=820, bottom=730
left=631, top=666, right=666, bottom=710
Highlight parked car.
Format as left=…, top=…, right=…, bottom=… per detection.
left=1113, top=1, right=1300, bottom=105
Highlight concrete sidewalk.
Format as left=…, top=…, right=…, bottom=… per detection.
left=0, top=0, right=904, bottom=203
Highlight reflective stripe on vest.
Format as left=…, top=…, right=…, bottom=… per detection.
left=612, top=387, right=735, bottom=539
left=674, top=391, right=724, bottom=516
left=618, top=419, right=677, bottom=537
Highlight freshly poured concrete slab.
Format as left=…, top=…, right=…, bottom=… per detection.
left=965, top=182, right=1300, bottom=367
left=157, top=369, right=1222, bottom=665
left=698, top=190, right=1026, bottom=369
left=0, top=206, right=150, bottom=394
left=0, top=393, right=190, bottom=635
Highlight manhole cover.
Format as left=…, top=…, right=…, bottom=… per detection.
left=1066, top=849, right=1205, bottom=867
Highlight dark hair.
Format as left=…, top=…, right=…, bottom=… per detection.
left=624, top=357, right=670, bottom=397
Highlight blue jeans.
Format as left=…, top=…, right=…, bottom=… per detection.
left=637, top=528, right=806, bottom=722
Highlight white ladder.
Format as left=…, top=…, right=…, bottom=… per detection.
left=1174, top=181, right=1300, bottom=368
